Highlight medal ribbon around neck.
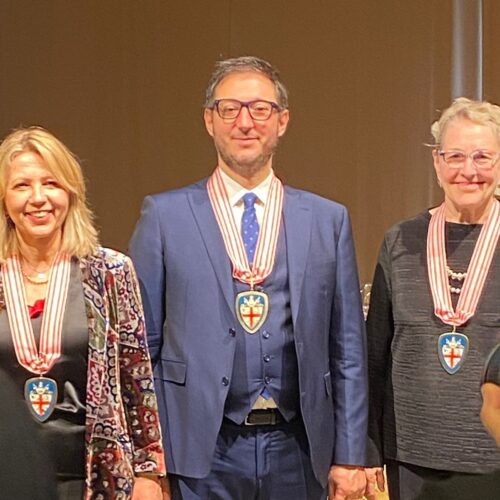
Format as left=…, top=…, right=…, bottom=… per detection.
left=427, top=200, right=500, bottom=327
left=2, top=253, right=71, bottom=374
left=207, top=167, right=283, bottom=286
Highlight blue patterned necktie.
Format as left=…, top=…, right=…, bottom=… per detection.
left=241, top=192, right=272, bottom=401
left=241, top=193, right=259, bottom=265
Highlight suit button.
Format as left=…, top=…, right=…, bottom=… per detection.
left=262, top=330, right=270, bottom=339
left=263, top=354, right=271, bottom=363
left=264, top=376, right=272, bottom=384
left=228, top=328, right=236, bottom=337
left=221, top=377, right=229, bottom=386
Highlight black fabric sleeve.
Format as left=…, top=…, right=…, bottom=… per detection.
left=366, top=238, right=394, bottom=466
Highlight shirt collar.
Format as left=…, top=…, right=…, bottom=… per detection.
left=218, top=168, right=274, bottom=207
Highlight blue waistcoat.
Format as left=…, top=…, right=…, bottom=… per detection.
left=224, top=224, right=300, bottom=424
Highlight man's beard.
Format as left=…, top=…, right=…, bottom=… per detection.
left=216, top=139, right=279, bottom=176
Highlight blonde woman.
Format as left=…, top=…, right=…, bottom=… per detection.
left=0, top=127, right=166, bottom=499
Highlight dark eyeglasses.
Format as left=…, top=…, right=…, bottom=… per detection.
left=211, top=99, right=280, bottom=121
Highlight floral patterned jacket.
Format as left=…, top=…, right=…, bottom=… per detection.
left=0, top=248, right=165, bottom=498
left=79, top=248, right=165, bottom=498
left=0, top=248, right=165, bottom=500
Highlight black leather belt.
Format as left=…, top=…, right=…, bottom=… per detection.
left=244, top=408, right=285, bottom=426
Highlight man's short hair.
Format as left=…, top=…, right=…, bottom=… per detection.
left=204, top=56, right=289, bottom=110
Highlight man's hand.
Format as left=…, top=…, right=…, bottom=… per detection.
left=364, top=467, right=385, bottom=500
left=328, top=465, right=366, bottom=500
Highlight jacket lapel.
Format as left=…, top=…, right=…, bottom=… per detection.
left=187, top=181, right=235, bottom=315
left=283, top=188, right=312, bottom=326
left=79, top=255, right=107, bottom=422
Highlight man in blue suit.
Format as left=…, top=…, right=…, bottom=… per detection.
left=130, top=56, right=368, bottom=500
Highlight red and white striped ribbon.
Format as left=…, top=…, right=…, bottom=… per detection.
left=427, top=200, right=500, bottom=326
left=207, top=167, right=283, bottom=286
left=2, top=253, right=71, bottom=374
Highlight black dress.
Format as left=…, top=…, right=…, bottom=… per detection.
left=0, top=366, right=57, bottom=500
left=0, top=262, right=88, bottom=499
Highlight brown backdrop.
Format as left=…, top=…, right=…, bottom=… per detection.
left=1, top=0, right=499, bottom=284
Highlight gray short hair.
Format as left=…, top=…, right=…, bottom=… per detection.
left=204, top=56, right=289, bottom=109
left=431, top=97, right=500, bottom=146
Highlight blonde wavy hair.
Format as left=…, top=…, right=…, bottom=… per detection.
left=0, top=126, right=99, bottom=261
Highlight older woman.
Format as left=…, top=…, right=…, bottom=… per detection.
left=0, top=127, right=166, bottom=499
left=365, top=98, right=500, bottom=499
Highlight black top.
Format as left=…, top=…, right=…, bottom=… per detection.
left=367, top=210, right=500, bottom=473
left=0, top=367, right=58, bottom=500
left=0, top=261, right=88, bottom=480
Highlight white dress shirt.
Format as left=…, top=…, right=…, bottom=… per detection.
left=218, top=168, right=273, bottom=228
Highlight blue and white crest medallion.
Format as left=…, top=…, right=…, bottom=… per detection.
left=24, top=377, right=58, bottom=422
left=438, top=333, right=469, bottom=375
left=236, top=291, right=269, bottom=334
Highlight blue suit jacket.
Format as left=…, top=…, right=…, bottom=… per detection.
left=129, top=178, right=368, bottom=486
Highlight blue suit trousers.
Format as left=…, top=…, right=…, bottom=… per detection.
left=169, top=419, right=326, bottom=500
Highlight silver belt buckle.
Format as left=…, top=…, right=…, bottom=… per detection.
left=244, top=410, right=277, bottom=426
left=244, top=414, right=260, bottom=426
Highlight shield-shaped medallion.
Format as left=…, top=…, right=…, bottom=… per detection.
left=438, top=333, right=469, bottom=375
left=24, top=377, right=58, bottom=422
left=236, top=291, right=269, bottom=334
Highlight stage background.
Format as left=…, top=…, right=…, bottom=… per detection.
left=1, top=0, right=499, bottom=284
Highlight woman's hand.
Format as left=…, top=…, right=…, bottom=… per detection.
left=481, top=383, right=500, bottom=446
left=132, top=475, right=171, bottom=500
